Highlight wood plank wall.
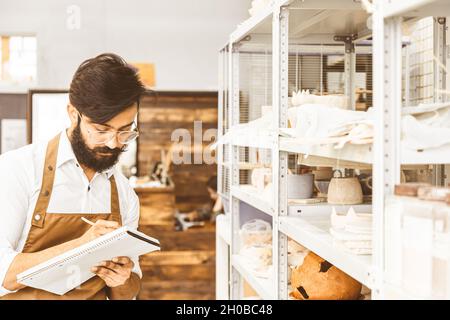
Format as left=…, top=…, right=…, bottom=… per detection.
left=135, top=187, right=215, bottom=300
left=137, top=91, right=218, bottom=212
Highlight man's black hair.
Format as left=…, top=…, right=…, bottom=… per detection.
left=69, top=53, right=146, bottom=124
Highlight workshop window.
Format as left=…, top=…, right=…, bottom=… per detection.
left=0, top=35, right=37, bottom=85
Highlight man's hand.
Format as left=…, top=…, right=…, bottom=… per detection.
left=91, top=256, right=134, bottom=288
left=80, top=219, right=120, bottom=243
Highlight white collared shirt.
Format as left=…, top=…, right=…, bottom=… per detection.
left=0, top=130, right=141, bottom=296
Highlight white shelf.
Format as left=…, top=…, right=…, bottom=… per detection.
left=288, top=2, right=370, bottom=40
left=233, top=184, right=372, bottom=218
left=232, top=255, right=275, bottom=300
left=281, top=136, right=450, bottom=166
left=401, top=144, right=450, bottom=165
left=231, top=185, right=274, bottom=216
left=231, top=133, right=275, bottom=149
left=279, top=216, right=373, bottom=289
left=280, top=137, right=373, bottom=165
left=382, top=0, right=450, bottom=19
left=288, top=202, right=372, bottom=217
left=230, top=0, right=371, bottom=45
left=222, top=162, right=271, bottom=170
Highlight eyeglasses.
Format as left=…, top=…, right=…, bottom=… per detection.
left=77, top=112, right=139, bottom=145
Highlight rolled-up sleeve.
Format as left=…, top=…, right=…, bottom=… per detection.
left=122, top=186, right=142, bottom=279
left=0, top=151, right=30, bottom=296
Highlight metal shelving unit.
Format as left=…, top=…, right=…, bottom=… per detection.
left=216, top=0, right=450, bottom=300
left=372, top=0, right=450, bottom=299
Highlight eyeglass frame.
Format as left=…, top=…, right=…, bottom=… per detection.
left=76, top=111, right=140, bottom=145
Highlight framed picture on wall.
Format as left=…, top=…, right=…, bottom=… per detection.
left=27, top=89, right=138, bottom=177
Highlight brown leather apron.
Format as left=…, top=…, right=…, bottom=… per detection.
left=1, top=133, right=122, bottom=300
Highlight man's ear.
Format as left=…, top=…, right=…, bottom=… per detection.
left=67, top=104, right=79, bottom=126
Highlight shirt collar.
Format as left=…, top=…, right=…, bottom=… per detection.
left=56, top=130, right=115, bottom=179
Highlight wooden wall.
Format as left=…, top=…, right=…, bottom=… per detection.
left=135, top=187, right=215, bottom=300
left=138, top=91, right=218, bottom=212
left=0, top=93, right=27, bottom=152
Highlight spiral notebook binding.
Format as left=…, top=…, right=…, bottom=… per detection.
left=21, top=231, right=127, bottom=281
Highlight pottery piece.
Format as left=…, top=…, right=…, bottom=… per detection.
left=327, top=171, right=363, bottom=205
left=394, top=182, right=432, bottom=197
left=239, top=219, right=272, bottom=247
left=314, top=179, right=330, bottom=197
left=290, top=252, right=362, bottom=300
left=288, top=173, right=314, bottom=199
left=312, top=167, right=334, bottom=180
left=251, top=168, right=272, bottom=192
left=357, top=173, right=373, bottom=195
left=330, top=207, right=372, bottom=234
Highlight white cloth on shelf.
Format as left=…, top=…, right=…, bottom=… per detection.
left=211, top=111, right=276, bottom=150
left=401, top=102, right=450, bottom=150
left=284, top=104, right=374, bottom=150
left=291, top=90, right=349, bottom=109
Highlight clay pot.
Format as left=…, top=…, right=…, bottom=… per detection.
left=357, top=173, right=373, bottom=195
left=290, top=252, right=362, bottom=300
left=327, top=171, right=363, bottom=205
left=288, top=173, right=314, bottom=199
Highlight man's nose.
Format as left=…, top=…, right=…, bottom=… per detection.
left=105, top=135, right=120, bottom=149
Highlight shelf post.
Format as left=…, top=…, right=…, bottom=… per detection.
left=216, top=46, right=229, bottom=300
left=372, top=0, right=403, bottom=298
left=432, top=17, right=447, bottom=186
left=334, top=35, right=357, bottom=110
left=273, top=3, right=289, bottom=300
left=217, top=47, right=225, bottom=201
left=229, top=40, right=243, bottom=299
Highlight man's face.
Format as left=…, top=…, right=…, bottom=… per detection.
left=69, top=103, right=138, bottom=172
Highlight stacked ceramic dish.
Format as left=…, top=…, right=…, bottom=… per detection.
left=239, top=219, right=273, bottom=278
left=329, top=207, right=372, bottom=255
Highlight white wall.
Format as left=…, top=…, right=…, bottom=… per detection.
left=0, top=0, right=251, bottom=90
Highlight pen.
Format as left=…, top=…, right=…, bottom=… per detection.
left=81, top=217, right=95, bottom=226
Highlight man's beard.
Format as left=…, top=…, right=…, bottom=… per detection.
left=69, top=122, right=125, bottom=173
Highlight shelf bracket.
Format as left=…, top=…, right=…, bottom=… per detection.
left=335, top=34, right=357, bottom=110
left=333, top=34, right=357, bottom=53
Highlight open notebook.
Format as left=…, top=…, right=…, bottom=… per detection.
left=17, top=226, right=160, bottom=295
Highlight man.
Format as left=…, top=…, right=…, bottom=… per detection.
left=0, top=53, right=146, bottom=299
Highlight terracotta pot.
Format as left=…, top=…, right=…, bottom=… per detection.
left=327, top=171, right=363, bottom=205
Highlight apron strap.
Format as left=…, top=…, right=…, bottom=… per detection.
left=109, top=175, right=122, bottom=225
left=31, top=133, right=61, bottom=228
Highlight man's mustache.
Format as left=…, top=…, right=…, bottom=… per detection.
left=92, top=146, right=125, bottom=155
